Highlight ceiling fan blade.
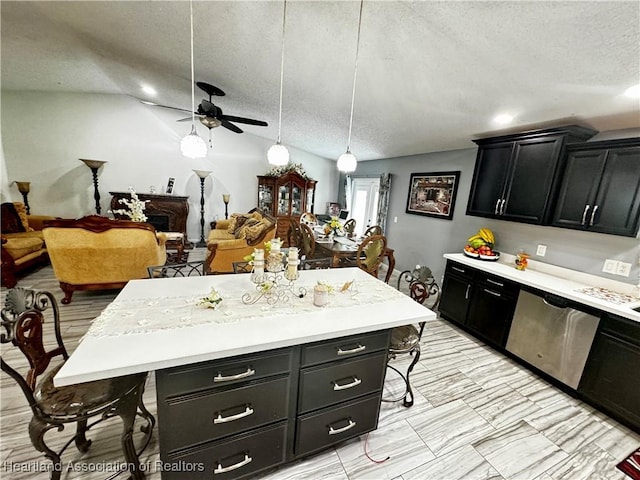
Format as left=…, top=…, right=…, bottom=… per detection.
left=196, top=82, right=225, bottom=97
left=221, top=120, right=243, bottom=134
left=176, top=116, right=202, bottom=122
left=140, top=100, right=193, bottom=114
left=221, top=115, right=268, bottom=127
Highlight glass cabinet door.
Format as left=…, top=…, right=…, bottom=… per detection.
left=258, top=184, right=274, bottom=214
left=306, top=187, right=315, bottom=213
left=278, top=184, right=290, bottom=216
left=291, top=185, right=303, bottom=215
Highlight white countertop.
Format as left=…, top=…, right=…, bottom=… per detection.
left=54, top=267, right=435, bottom=386
left=444, top=253, right=640, bottom=323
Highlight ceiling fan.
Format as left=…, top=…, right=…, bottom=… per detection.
left=142, top=81, right=268, bottom=136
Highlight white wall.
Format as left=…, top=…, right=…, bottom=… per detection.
left=1, top=91, right=339, bottom=243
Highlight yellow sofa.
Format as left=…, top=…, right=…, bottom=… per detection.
left=1, top=202, right=57, bottom=288
left=42, top=215, right=167, bottom=304
left=205, top=209, right=277, bottom=273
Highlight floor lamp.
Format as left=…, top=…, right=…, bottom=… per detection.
left=223, top=194, right=230, bottom=220
left=193, top=170, right=212, bottom=247
left=14, top=182, right=31, bottom=214
left=80, top=159, right=107, bottom=214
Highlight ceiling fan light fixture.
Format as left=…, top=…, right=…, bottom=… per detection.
left=337, top=150, right=357, bottom=173
left=181, top=124, right=208, bottom=158
left=267, top=142, right=290, bottom=166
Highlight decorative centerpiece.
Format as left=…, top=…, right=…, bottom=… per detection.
left=198, top=287, right=223, bottom=309
left=323, top=217, right=343, bottom=237
left=111, top=187, right=149, bottom=222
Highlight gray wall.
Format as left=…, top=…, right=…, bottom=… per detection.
left=342, top=140, right=639, bottom=287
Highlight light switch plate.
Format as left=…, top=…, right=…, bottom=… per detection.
left=602, top=259, right=617, bottom=274
left=616, top=261, right=632, bottom=277
left=536, top=245, right=547, bottom=256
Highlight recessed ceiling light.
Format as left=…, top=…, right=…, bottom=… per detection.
left=493, top=113, right=514, bottom=125
left=141, top=85, right=157, bottom=96
left=624, top=84, right=640, bottom=99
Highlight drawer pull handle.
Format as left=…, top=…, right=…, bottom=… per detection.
left=333, top=377, right=362, bottom=391
left=213, top=367, right=255, bottom=383
left=589, top=205, right=598, bottom=226
left=337, top=344, right=366, bottom=356
left=213, top=406, right=254, bottom=424
left=213, top=454, right=252, bottom=474
left=328, top=419, right=356, bottom=435
left=581, top=204, right=590, bottom=225
left=452, top=266, right=465, bottom=274
left=483, top=288, right=502, bottom=297
left=486, top=278, right=504, bottom=287
left=494, top=198, right=501, bottom=215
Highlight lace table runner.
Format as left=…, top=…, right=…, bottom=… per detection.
left=575, top=286, right=639, bottom=305
left=85, top=276, right=407, bottom=339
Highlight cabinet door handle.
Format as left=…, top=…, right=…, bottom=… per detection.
left=333, top=377, right=362, bottom=391
left=213, top=406, right=254, bottom=424
left=465, top=285, right=471, bottom=300
left=589, top=205, right=598, bottom=226
left=499, top=198, right=506, bottom=215
left=213, top=367, right=255, bottom=383
left=337, top=344, right=366, bottom=356
left=494, top=198, right=501, bottom=215
left=451, top=266, right=465, bottom=274
left=214, top=454, right=252, bottom=474
left=483, top=288, right=502, bottom=297
left=581, top=204, right=590, bottom=225
left=486, top=278, right=504, bottom=287
left=328, top=419, right=356, bottom=435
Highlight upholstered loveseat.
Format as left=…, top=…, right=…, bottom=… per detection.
left=205, top=208, right=276, bottom=273
left=42, top=216, right=167, bottom=304
left=1, top=202, right=57, bottom=288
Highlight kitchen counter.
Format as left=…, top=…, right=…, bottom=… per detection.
left=444, top=253, right=640, bottom=323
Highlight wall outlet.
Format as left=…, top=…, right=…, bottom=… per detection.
left=616, top=261, right=632, bottom=277
left=602, top=259, right=617, bottom=274
left=536, top=244, right=547, bottom=256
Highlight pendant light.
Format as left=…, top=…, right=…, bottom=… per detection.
left=267, top=0, right=290, bottom=166
left=337, top=0, right=364, bottom=173
left=180, top=0, right=207, bottom=159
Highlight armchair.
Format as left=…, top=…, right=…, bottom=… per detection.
left=205, top=208, right=276, bottom=273
left=42, top=216, right=167, bottom=304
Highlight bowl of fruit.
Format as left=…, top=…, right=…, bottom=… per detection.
left=463, top=228, right=500, bottom=261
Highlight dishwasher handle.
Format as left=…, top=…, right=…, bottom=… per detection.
left=542, top=293, right=569, bottom=309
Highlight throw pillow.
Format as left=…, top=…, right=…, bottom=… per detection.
left=0, top=203, right=25, bottom=233
left=13, top=202, right=33, bottom=232
left=245, top=217, right=274, bottom=242
left=235, top=218, right=260, bottom=239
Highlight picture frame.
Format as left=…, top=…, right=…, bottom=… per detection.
left=405, top=171, right=460, bottom=220
left=165, top=177, right=175, bottom=195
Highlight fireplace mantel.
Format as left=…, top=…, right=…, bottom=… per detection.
left=110, top=192, right=189, bottom=238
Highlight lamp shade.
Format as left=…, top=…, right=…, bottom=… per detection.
left=181, top=125, right=207, bottom=159
left=337, top=151, right=357, bottom=173
left=193, top=169, right=212, bottom=179
left=267, top=142, right=290, bottom=166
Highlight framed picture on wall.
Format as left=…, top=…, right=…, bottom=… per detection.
left=165, top=177, right=175, bottom=195
left=405, top=171, right=460, bottom=220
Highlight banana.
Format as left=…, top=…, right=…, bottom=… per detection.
left=479, top=228, right=494, bottom=245
left=468, top=234, right=483, bottom=243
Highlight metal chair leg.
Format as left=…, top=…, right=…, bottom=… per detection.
left=403, top=346, right=421, bottom=407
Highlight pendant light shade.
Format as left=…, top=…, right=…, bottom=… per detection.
left=268, top=0, right=290, bottom=166
left=180, top=0, right=206, bottom=159
left=337, top=0, right=364, bottom=173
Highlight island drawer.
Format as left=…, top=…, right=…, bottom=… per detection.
left=301, top=330, right=390, bottom=367
left=162, top=422, right=287, bottom=480
left=157, top=348, right=293, bottom=397
left=159, top=376, right=291, bottom=451
left=298, top=351, right=387, bottom=414
left=295, top=394, right=380, bottom=456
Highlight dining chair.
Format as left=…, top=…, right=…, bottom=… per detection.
left=232, top=261, right=253, bottom=273
left=343, top=218, right=356, bottom=237
left=147, top=260, right=205, bottom=278
left=384, top=272, right=441, bottom=407
left=363, top=224, right=382, bottom=237
left=298, top=223, right=318, bottom=259
left=299, top=257, right=333, bottom=270
left=355, top=234, right=387, bottom=278
left=0, top=288, right=155, bottom=480
left=299, top=212, right=317, bottom=227
left=287, top=221, right=303, bottom=250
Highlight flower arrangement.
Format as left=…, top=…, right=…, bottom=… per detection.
left=198, top=287, right=223, bottom=309
left=323, top=217, right=343, bottom=236
left=112, top=187, right=149, bottom=222
left=265, top=162, right=308, bottom=179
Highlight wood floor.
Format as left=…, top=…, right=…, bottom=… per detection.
left=1, top=257, right=639, bottom=480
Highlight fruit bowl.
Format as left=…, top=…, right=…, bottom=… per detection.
left=462, top=249, right=480, bottom=258
left=463, top=249, right=500, bottom=261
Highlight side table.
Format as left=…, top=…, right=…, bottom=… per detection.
left=162, top=232, right=189, bottom=264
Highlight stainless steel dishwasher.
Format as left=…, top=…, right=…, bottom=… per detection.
left=506, top=290, right=600, bottom=389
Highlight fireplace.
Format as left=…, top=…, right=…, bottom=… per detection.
left=110, top=192, right=189, bottom=238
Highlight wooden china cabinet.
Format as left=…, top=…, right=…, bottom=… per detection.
left=257, top=172, right=316, bottom=246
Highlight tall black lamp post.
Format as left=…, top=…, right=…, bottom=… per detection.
left=222, top=193, right=230, bottom=220
left=193, top=170, right=212, bottom=247
left=14, top=181, right=31, bottom=214
left=80, top=159, right=107, bottom=214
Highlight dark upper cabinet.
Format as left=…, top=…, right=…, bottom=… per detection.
left=552, top=138, right=640, bottom=237
left=467, top=126, right=597, bottom=225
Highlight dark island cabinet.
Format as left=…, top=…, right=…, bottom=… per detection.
left=579, top=314, right=640, bottom=431
left=467, top=126, right=596, bottom=225
left=552, top=138, right=640, bottom=237
left=439, top=260, right=519, bottom=348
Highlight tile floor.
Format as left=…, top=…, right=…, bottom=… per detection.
left=1, top=258, right=638, bottom=480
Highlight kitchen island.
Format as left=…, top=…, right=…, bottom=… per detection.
left=55, top=267, right=435, bottom=478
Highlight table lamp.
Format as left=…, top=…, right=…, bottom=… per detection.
left=80, top=159, right=107, bottom=214
left=14, top=181, right=31, bottom=214
left=222, top=194, right=230, bottom=220
left=193, top=170, right=212, bottom=247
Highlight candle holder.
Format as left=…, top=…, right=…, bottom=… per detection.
left=222, top=193, right=230, bottom=220
left=242, top=248, right=305, bottom=305
left=14, top=181, right=31, bottom=214
left=80, top=159, right=107, bottom=214
left=193, top=170, right=212, bottom=248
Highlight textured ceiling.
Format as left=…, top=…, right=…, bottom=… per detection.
left=2, top=1, right=639, bottom=161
